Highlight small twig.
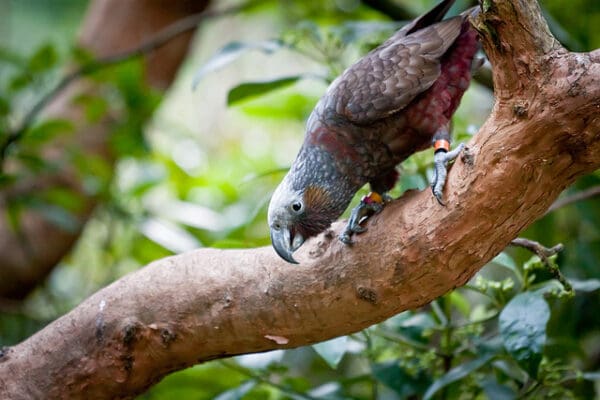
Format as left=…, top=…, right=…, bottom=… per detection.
left=510, top=237, right=572, bottom=293
left=510, top=238, right=564, bottom=263
left=0, top=2, right=255, bottom=170
left=545, top=185, right=600, bottom=215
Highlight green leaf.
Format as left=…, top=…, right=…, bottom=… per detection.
left=5, top=199, right=23, bottom=233
left=41, top=188, right=83, bottom=213
left=490, top=252, right=520, bottom=278
left=373, top=361, right=431, bottom=398
left=73, top=94, right=109, bottom=123
left=240, top=92, right=319, bottom=121
left=145, top=362, right=246, bottom=398
left=70, top=46, right=95, bottom=65
left=478, top=378, right=516, bottom=400
left=388, top=312, right=436, bottom=343
left=499, top=292, right=550, bottom=377
left=9, top=73, right=32, bottom=92
left=448, top=291, right=470, bottom=317
left=492, top=360, right=528, bottom=383
left=16, top=152, right=53, bottom=172
left=192, top=39, right=284, bottom=89
left=0, top=174, right=16, bottom=188
left=571, top=278, right=600, bottom=293
left=26, top=119, right=74, bottom=143
left=0, top=96, right=10, bottom=117
left=227, top=76, right=302, bottom=106
left=423, top=353, right=495, bottom=400
left=399, top=173, right=428, bottom=191
left=28, top=44, right=58, bottom=72
left=214, top=380, right=256, bottom=400
left=313, top=336, right=347, bottom=369
left=582, top=371, right=600, bottom=381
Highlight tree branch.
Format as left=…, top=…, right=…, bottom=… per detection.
left=510, top=237, right=572, bottom=293
left=546, top=185, right=600, bottom=214
left=0, top=0, right=211, bottom=300
left=1, top=0, right=599, bottom=398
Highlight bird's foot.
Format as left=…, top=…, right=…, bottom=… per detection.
left=339, top=192, right=390, bottom=244
left=431, top=142, right=464, bottom=205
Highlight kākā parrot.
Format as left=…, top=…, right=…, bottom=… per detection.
left=268, top=0, right=480, bottom=263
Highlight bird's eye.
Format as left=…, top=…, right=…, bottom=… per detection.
left=291, top=201, right=302, bottom=213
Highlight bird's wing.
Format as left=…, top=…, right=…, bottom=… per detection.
left=323, top=16, right=463, bottom=125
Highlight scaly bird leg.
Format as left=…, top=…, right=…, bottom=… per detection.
left=431, top=138, right=464, bottom=206
left=339, top=192, right=391, bottom=244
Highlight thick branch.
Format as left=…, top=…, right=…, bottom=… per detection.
left=472, top=0, right=562, bottom=96
left=1, top=0, right=599, bottom=398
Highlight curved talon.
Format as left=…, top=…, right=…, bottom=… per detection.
left=352, top=225, right=367, bottom=233
left=339, top=192, right=386, bottom=245
left=433, top=190, right=446, bottom=206
left=339, top=231, right=354, bottom=245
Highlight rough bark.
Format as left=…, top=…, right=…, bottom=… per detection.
left=0, top=0, right=209, bottom=300
left=1, top=0, right=599, bottom=399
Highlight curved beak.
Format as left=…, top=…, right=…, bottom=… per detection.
left=270, top=226, right=304, bottom=264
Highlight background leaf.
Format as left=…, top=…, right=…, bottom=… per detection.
left=571, top=278, right=600, bottom=293
left=499, top=292, right=550, bottom=377
left=28, top=43, right=58, bottom=72
left=227, top=76, right=302, bottom=106
left=478, top=378, right=517, bottom=400
left=423, top=353, right=495, bottom=400
left=214, top=380, right=256, bottom=400
left=192, top=39, right=284, bottom=88
left=313, top=336, right=348, bottom=369
left=373, top=361, right=431, bottom=399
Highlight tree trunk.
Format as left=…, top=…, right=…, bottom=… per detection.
left=1, top=0, right=599, bottom=398
left=0, top=0, right=209, bottom=300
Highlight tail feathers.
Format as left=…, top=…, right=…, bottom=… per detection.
left=401, top=0, right=457, bottom=36
left=406, top=16, right=464, bottom=59
left=461, top=6, right=481, bottom=20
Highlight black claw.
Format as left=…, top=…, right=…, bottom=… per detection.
left=353, top=225, right=367, bottom=233
left=433, top=190, right=446, bottom=206
left=339, top=232, right=353, bottom=245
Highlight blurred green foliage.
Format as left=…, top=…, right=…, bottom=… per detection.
left=1, top=0, right=599, bottom=399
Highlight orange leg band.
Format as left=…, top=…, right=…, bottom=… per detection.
left=362, top=191, right=383, bottom=205
left=434, top=139, right=450, bottom=152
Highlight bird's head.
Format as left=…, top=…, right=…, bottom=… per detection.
left=268, top=175, right=340, bottom=264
